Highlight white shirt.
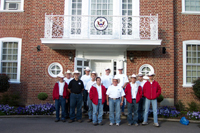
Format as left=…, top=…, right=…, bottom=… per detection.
left=106, top=85, right=125, bottom=98
left=81, top=75, right=91, bottom=89
left=86, top=80, right=96, bottom=93
left=136, top=80, right=147, bottom=90
left=64, top=77, right=73, bottom=85
left=58, top=82, right=65, bottom=96
left=101, top=74, right=113, bottom=88
left=130, top=82, right=139, bottom=99
left=115, top=74, right=129, bottom=88
left=95, top=84, right=102, bottom=99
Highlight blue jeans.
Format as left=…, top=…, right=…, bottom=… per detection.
left=138, top=97, right=145, bottom=122
left=83, top=90, right=88, bottom=111
left=70, top=93, right=83, bottom=120
left=127, top=99, right=138, bottom=124
left=88, top=95, right=93, bottom=119
left=109, top=98, right=121, bottom=124
left=143, top=98, right=158, bottom=123
left=55, top=96, right=66, bottom=120
left=92, top=99, right=104, bottom=124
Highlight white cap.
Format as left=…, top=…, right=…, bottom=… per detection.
left=147, top=72, right=155, bottom=76
left=112, top=76, right=120, bottom=82
left=84, top=67, right=91, bottom=71
left=130, top=74, right=137, bottom=78
left=118, top=66, right=123, bottom=70
left=137, top=72, right=143, bottom=77
left=72, top=70, right=81, bottom=75
left=91, top=71, right=97, bottom=76
left=57, top=73, right=65, bottom=78
left=105, top=67, right=110, bottom=70
left=65, top=70, right=72, bottom=74
left=143, top=76, right=149, bottom=80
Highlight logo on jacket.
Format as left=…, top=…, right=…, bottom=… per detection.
left=94, top=17, right=108, bottom=31
left=78, top=82, right=81, bottom=85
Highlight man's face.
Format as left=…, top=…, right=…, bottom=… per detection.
left=113, top=79, right=118, bottom=86
left=138, top=76, right=143, bottom=81
left=96, top=78, right=101, bottom=85
left=131, top=77, right=136, bottom=83
left=85, top=70, right=90, bottom=75
left=74, top=73, right=79, bottom=79
left=148, top=75, right=154, bottom=80
left=118, top=69, right=123, bottom=74
left=65, top=73, right=71, bottom=79
left=105, top=69, right=110, bottom=74
left=59, top=77, right=64, bottom=82
left=91, top=73, right=96, bottom=80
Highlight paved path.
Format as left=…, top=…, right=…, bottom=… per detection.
left=0, top=117, right=199, bottom=133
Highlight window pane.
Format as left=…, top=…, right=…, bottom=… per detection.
left=84, top=61, right=89, bottom=66
left=192, top=66, right=196, bottom=70
left=192, top=58, right=197, bottom=63
left=187, top=77, right=192, bottom=83
left=187, top=65, right=192, bottom=70
left=187, top=58, right=191, bottom=63
left=192, top=45, right=196, bottom=51
left=187, top=45, right=191, bottom=50
left=77, top=60, right=82, bottom=66
left=192, top=52, right=197, bottom=57
left=192, top=71, right=197, bottom=76
left=187, top=52, right=191, bottom=57
left=187, top=71, right=192, bottom=76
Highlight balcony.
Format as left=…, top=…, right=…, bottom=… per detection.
left=41, top=14, right=162, bottom=50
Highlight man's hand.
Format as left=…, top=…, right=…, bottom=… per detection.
left=107, top=101, right=109, bottom=106
left=66, top=99, right=68, bottom=103
left=120, top=102, right=123, bottom=106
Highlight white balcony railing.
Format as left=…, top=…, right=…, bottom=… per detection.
left=44, top=14, right=158, bottom=40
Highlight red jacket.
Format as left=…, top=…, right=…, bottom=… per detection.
left=89, top=84, right=107, bottom=105
left=53, top=82, right=69, bottom=100
left=125, top=83, right=142, bottom=103
left=143, top=80, right=161, bottom=100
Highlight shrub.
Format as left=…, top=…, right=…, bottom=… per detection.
left=175, top=100, right=185, bottom=111
left=37, top=92, right=48, bottom=101
left=0, top=93, right=20, bottom=106
left=157, top=94, right=164, bottom=103
left=192, top=78, right=200, bottom=99
left=187, top=101, right=199, bottom=112
left=0, top=74, right=10, bottom=93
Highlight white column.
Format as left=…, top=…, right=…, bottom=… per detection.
left=113, top=0, right=121, bottom=39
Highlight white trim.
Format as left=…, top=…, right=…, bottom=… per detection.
left=48, top=62, right=63, bottom=78
left=182, top=40, right=200, bottom=87
left=0, top=37, right=22, bottom=83
left=182, top=0, right=200, bottom=14
left=0, top=0, right=24, bottom=11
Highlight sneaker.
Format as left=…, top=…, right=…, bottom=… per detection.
left=142, top=122, right=148, bottom=125
left=128, top=123, right=132, bottom=126
left=93, top=123, right=98, bottom=126
left=62, top=119, right=66, bottom=122
left=87, top=119, right=92, bottom=122
left=109, top=123, right=113, bottom=126
left=68, top=119, right=75, bottom=123
left=98, top=122, right=103, bottom=125
left=77, top=119, right=82, bottom=123
left=134, top=123, right=139, bottom=126
left=55, top=119, right=60, bottom=122
left=116, top=123, right=120, bottom=126
left=153, top=123, right=160, bottom=127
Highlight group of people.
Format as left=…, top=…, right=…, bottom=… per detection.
left=52, top=67, right=161, bottom=127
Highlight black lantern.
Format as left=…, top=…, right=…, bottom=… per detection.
left=36, top=45, right=41, bottom=52
left=68, top=52, right=73, bottom=61
left=129, top=52, right=134, bottom=62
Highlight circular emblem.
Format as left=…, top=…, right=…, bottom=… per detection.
left=94, top=17, right=108, bottom=31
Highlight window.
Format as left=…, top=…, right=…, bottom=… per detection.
left=0, top=0, right=24, bottom=12
left=71, top=0, right=82, bottom=35
left=122, top=0, right=132, bottom=35
left=139, top=64, right=154, bottom=76
left=90, top=0, right=113, bottom=35
left=183, top=40, right=200, bottom=87
left=182, top=0, right=200, bottom=13
left=48, top=62, right=63, bottom=78
left=0, top=38, right=22, bottom=83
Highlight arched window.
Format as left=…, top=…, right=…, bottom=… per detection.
left=139, top=64, right=154, bottom=76
left=48, top=62, right=63, bottom=78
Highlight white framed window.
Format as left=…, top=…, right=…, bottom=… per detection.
left=182, top=0, right=200, bottom=14
left=0, top=0, right=24, bottom=12
left=48, top=62, right=63, bottom=78
left=139, top=64, right=154, bottom=76
left=0, top=37, right=22, bottom=83
left=183, top=40, right=200, bottom=87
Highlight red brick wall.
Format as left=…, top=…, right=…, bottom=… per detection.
left=174, top=0, right=200, bottom=106
left=127, top=0, right=175, bottom=99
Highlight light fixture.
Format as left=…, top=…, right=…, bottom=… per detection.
left=36, top=45, right=41, bottom=52
left=129, top=52, right=134, bottom=62
left=68, top=51, right=73, bottom=61
left=162, top=47, right=166, bottom=54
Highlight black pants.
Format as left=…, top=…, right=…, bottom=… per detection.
left=83, top=90, right=88, bottom=111
left=103, top=88, right=109, bottom=112
left=65, top=94, right=70, bottom=117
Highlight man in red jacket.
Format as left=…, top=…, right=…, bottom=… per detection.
left=142, top=72, right=161, bottom=127
left=125, top=74, right=142, bottom=126
left=89, top=77, right=107, bottom=126
left=53, top=73, right=69, bottom=122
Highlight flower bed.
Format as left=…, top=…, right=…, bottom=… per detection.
left=0, top=103, right=55, bottom=115
left=187, top=111, right=200, bottom=120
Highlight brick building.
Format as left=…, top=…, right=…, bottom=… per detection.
left=0, top=0, right=199, bottom=106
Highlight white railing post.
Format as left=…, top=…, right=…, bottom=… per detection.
left=150, top=14, right=158, bottom=40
